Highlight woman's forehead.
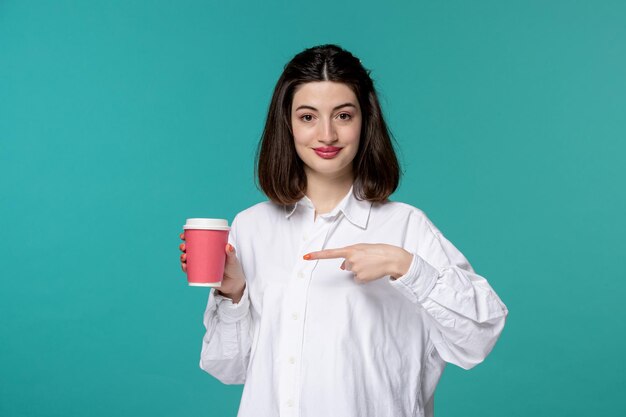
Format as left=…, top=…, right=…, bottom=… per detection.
left=292, top=81, right=358, bottom=109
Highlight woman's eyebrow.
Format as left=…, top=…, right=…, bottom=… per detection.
left=295, top=103, right=358, bottom=112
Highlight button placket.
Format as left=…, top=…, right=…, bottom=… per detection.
left=278, top=214, right=333, bottom=416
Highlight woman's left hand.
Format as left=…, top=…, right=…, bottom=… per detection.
left=303, top=244, right=413, bottom=283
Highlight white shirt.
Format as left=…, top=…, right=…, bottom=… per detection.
left=200, top=185, right=508, bottom=417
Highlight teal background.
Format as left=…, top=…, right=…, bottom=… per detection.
left=1, top=0, right=624, bottom=416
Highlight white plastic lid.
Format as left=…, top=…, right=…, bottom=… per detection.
left=183, top=218, right=230, bottom=230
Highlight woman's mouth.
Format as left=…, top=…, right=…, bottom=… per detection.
left=313, top=146, right=343, bottom=159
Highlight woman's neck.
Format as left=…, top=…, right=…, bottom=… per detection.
left=304, top=168, right=354, bottom=216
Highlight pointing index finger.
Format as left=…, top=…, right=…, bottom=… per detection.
left=304, top=247, right=350, bottom=260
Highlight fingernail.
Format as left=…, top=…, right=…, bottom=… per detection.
left=227, top=244, right=233, bottom=252
left=303, top=254, right=311, bottom=260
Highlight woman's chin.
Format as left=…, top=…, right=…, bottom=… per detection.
left=304, top=163, right=353, bottom=179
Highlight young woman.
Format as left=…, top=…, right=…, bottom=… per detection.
left=179, top=44, right=508, bottom=417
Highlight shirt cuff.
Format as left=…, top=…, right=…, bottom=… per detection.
left=389, top=253, right=440, bottom=304
left=212, top=284, right=250, bottom=324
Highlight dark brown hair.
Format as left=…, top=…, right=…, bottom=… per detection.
left=255, top=44, right=400, bottom=205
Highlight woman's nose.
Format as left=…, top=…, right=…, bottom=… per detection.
left=318, top=119, right=338, bottom=143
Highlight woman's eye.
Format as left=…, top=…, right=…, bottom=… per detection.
left=300, top=114, right=313, bottom=122
left=337, top=113, right=352, bottom=120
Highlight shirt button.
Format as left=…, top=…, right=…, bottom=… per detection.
left=302, top=234, right=308, bottom=241
left=297, top=271, right=305, bottom=279
left=291, top=312, right=299, bottom=320
left=287, top=399, right=294, bottom=407
left=288, top=356, right=295, bottom=364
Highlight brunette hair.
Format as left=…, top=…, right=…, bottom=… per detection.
left=255, top=44, right=400, bottom=205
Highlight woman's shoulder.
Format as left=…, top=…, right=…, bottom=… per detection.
left=375, top=199, right=441, bottom=235
left=377, top=199, right=428, bottom=219
left=231, top=200, right=286, bottom=225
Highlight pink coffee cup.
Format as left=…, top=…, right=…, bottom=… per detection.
left=183, top=218, right=230, bottom=287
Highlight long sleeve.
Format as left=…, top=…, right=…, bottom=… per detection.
left=199, top=215, right=253, bottom=384
left=389, top=209, right=509, bottom=370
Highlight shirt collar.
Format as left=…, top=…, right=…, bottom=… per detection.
left=284, top=185, right=373, bottom=229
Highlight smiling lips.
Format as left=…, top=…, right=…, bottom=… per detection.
left=313, top=146, right=343, bottom=159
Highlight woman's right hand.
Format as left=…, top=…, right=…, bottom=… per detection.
left=179, top=232, right=247, bottom=302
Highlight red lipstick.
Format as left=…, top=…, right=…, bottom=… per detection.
left=313, top=146, right=342, bottom=159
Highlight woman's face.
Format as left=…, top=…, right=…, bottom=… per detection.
left=291, top=81, right=362, bottom=180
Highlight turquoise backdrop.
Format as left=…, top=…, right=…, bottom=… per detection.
left=1, top=1, right=624, bottom=416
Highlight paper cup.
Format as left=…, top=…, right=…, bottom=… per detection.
left=183, top=218, right=230, bottom=287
